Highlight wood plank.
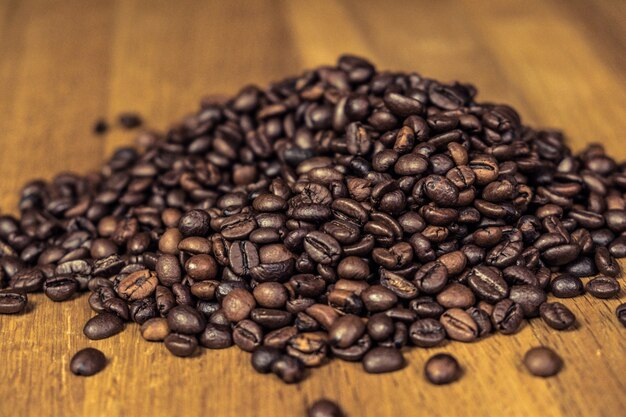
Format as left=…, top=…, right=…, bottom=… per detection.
left=0, top=1, right=624, bottom=417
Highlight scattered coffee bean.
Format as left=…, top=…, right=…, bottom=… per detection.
left=70, top=348, right=107, bottom=376
left=523, top=347, right=563, bottom=377
left=308, top=399, right=345, bottom=417
left=539, top=302, right=576, bottom=330
left=83, top=312, right=124, bottom=340
left=585, top=276, right=620, bottom=299
left=424, top=353, right=462, bottom=385
left=0, top=290, right=27, bottom=314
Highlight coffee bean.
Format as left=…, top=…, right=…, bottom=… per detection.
left=440, top=308, right=478, bottom=342
left=467, top=265, right=509, bottom=303
left=223, top=288, right=256, bottom=322
left=178, top=209, right=210, bottom=237
left=509, top=285, right=546, bottom=317
left=585, top=276, right=620, bottom=299
left=523, top=347, right=563, bottom=377
left=424, top=353, right=462, bottom=385
left=0, top=290, right=27, bottom=314
left=329, top=314, right=365, bottom=348
left=286, top=332, right=328, bottom=367
left=271, top=355, right=305, bottom=383
left=199, top=323, right=233, bottom=349
left=409, top=318, right=446, bottom=347
left=116, top=269, right=157, bottom=301
left=362, top=346, right=405, bottom=374
left=185, top=254, right=218, bottom=280
left=232, top=319, right=263, bottom=352
left=251, top=345, right=281, bottom=373
left=491, top=299, right=524, bottom=335
left=308, top=399, right=345, bottom=417
left=539, top=302, right=576, bottom=330
left=167, top=305, right=206, bottom=334
left=164, top=333, right=198, bottom=357
left=83, top=312, right=124, bottom=340
left=436, top=283, right=475, bottom=309
left=44, top=275, right=79, bottom=302
left=304, top=231, right=342, bottom=265
left=361, top=285, right=398, bottom=312
left=594, top=247, right=621, bottom=277
left=70, top=348, right=107, bottom=376
left=140, top=317, right=170, bottom=341
left=551, top=274, right=584, bottom=298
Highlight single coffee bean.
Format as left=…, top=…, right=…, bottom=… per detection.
left=440, top=308, right=478, bottom=342
left=409, top=318, right=446, bottom=347
left=70, top=348, right=107, bottom=376
left=0, top=290, right=28, bottom=314
left=140, top=317, right=170, bottom=341
left=594, top=246, right=621, bottom=277
left=83, top=312, right=124, bottom=340
left=509, top=285, right=547, bottom=317
left=232, top=319, right=263, bottom=352
left=304, top=231, right=342, bottom=265
left=436, top=283, right=475, bottom=309
left=491, top=299, right=524, bottom=335
left=43, top=275, right=79, bottom=302
left=164, top=333, right=198, bottom=357
left=424, top=353, right=462, bottom=385
left=467, top=265, right=509, bottom=303
left=465, top=306, right=492, bottom=337
left=329, top=314, right=365, bottom=348
left=550, top=274, right=584, bottom=298
left=178, top=209, right=211, bottom=237
left=523, top=347, right=563, bottom=377
left=308, top=399, right=345, bottom=417
left=585, top=276, right=620, bottom=299
left=167, top=305, right=206, bottom=334
left=199, top=323, right=233, bottom=349
left=362, top=346, right=405, bottom=374
left=251, top=345, right=282, bottom=373
left=116, top=269, right=158, bottom=301
left=222, top=288, right=256, bottom=322
left=367, top=313, right=394, bottom=341
left=272, top=354, right=305, bottom=383
left=539, top=302, right=576, bottom=330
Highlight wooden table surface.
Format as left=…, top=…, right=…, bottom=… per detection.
left=0, top=1, right=625, bottom=416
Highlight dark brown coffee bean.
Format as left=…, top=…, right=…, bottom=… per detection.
left=491, top=299, right=524, bottom=335
left=362, top=346, right=405, bottom=374
left=436, top=283, right=475, bottom=309
left=550, top=274, right=584, bottom=298
left=307, top=399, right=345, bottom=417
left=440, top=308, right=478, bottom=342
left=616, top=303, right=626, bottom=327
left=286, top=332, right=328, bottom=367
left=232, top=319, right=263, bottom=352
left=509, top=285, right=546, bottom=317
left=467, top=265, right=509, bottom=303
left=83, top=312, right=124, bottom=340
left=164, top=333, right=198, bottom=357
left=0, top=290, right=27, bottom=314
left=199, top=323, right=233, bottom=349
left=539, top=302, right=576, bottom=330
left=585, top=276, right=620, bottom=299
left=523, top=347, right=562, bottom=377
left=424, top=353, right=462, bottom=385
left=409, top=318, right=446, bottom=347
left=70, top=348, right=107, bottom=376
left=361, top=285, right=398, bottom=312
left=271, top=354, right=305, bottom=383
left=304, top=231, right=342, bottom=265
left=140, top=317, right=170, bottom=341
left=594, top=246, right=621, bottom=277
left=116, top=269, right=157, bottom=301
left=466, top=306, right=492, bottom=337
left=185, top=254, right=218, bottom=280
left=329, top=314, right=365, bottom=348
left=167, top=305, right=206, bottom=334
left=44, top=275, right=79, bottom=302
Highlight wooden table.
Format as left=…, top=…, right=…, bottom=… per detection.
left=0, top=1, right=625, bottom=416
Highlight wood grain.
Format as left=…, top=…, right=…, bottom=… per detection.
left=0, top=1, right=625, bottom=416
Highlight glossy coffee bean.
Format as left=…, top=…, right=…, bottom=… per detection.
left=539, top=302, right=576, bottom=330
left=83, top=312, right=124, bottom=340
left=362, top=347, right=405, bottom=374
left=424, top=353, right=462, bottom=385
left=70, top=348, right=107, bottom=376
left=523, top=347, right=563, bottom=377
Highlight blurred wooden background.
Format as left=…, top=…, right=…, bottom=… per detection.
left=0, top=1, right=625, bottom=416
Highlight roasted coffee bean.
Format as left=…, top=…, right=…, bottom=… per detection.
left=585, top=276, right=620, bottom=299
left=440, top=308, right=478, bottom=342
left=116, top=269, right=157, bottom=301
left=156, top=254, right=182, bottom=286
left=594, top=247, right=620, bottom=277
left=307, top=399, right=345, bottom=417
left=367, top=313, right=394, bottom=342
left=185, top=254, right=218, bottom=280
left=491, top=299, right=524, bottom=335
left=232, top=319, right=263, bottom=352
left=304, top=231, right=342, bottom=265
left=467, top=265, right=508, bottom=303
left=509, top=285, right=547, bottom=317
left=44, top=275, right=79, bottom=302
left=465, top=306, right=492, bottom=337
left=523, top=347, right=563, bottom=377
left=551, top=274, right=584, bottom=298
left=200, top=323, right=233, bottom=349
left=140, top=317, right=170, bottom=341
left=424, top=353, right=462, bottom=385
left=361, top=285, right=398, bottom=312
left=286, top=332, right=328, bottom=367
left=271, top=355, right=305, bottom=383
left=10, top=268, right=45, bottom=293
left=178, top=209, right=211, bottom=237
left=539, top=302, right=576, bottom=330
left=222, top=288, right=256, bottom=322
left=164, top=333, right=198, bottom=357
left=167, top=305, right=206, bottom=334
left=0, top=290, right=27, bottom=314
left=414, top=262, right=448, bottom=294
left=70, top=348, right=107, bottom=376
left=362, top=346, right=405, bottom=374
left=410, top=297, right=444, bottom=319
left=436, top=283, right=475, bottom=309
left=251, top=345, right=281, bottom=373
left=83, top=312, right=124, bottom=340
left=328, top=314, right=365, bottom=348
left=409, top=318, right=446, bottom=347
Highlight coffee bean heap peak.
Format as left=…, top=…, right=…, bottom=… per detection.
left=0, top=55, right=624, bottom=383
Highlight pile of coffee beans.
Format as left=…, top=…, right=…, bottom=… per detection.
left=0, top=56, right=624, bottom=386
